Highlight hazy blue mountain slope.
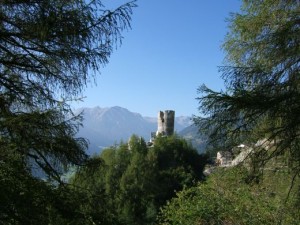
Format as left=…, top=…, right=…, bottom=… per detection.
left=178, top=124, right=208, bottom=153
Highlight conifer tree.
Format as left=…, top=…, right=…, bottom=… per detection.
left=0, top=0, right=136, bottom=223
left=194, top=0, right=300, bottom=177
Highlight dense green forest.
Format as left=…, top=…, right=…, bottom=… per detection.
left=1, top=0, right=300, bottom=224
left=70, top=135, right=207, bottom=224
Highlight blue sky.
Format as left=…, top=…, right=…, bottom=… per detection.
left=74, top=0, right=241, bottom=117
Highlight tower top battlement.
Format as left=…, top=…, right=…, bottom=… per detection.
left=156, top=110, right=175, bottom=136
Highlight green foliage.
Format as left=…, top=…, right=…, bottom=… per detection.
left=158, top=166, right=300, bottom=225
left=151, top=135, right=207, bottom=205
left=0, top=149, right=95, bottom=225
left=71, top=135, right=207, bottom=225
left=0, top=0, right=136, bottom=223
left=0, top=0, right=136, bottom=177
left=194, top=0, right=300, bottom=179
left=0, top=151, right=49, bottom=224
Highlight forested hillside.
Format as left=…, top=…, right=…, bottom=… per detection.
left=70, top=135, right=207, bottom=225
left=159, top=165, right=300, bottom=225
left=1, top=0, right=299, bottom=224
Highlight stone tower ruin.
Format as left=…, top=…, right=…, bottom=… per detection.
left=156, top=110, right=175, bottom=136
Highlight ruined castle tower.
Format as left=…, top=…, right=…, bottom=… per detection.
left=156, top=110, right=175, bottom=136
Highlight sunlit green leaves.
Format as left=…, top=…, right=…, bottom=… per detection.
left=71, top=135, right=207, bottom=225
left=159, top=167, right=300, bottom=225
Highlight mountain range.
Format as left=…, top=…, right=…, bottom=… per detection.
left=75, top=106, right=205, bottom=154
